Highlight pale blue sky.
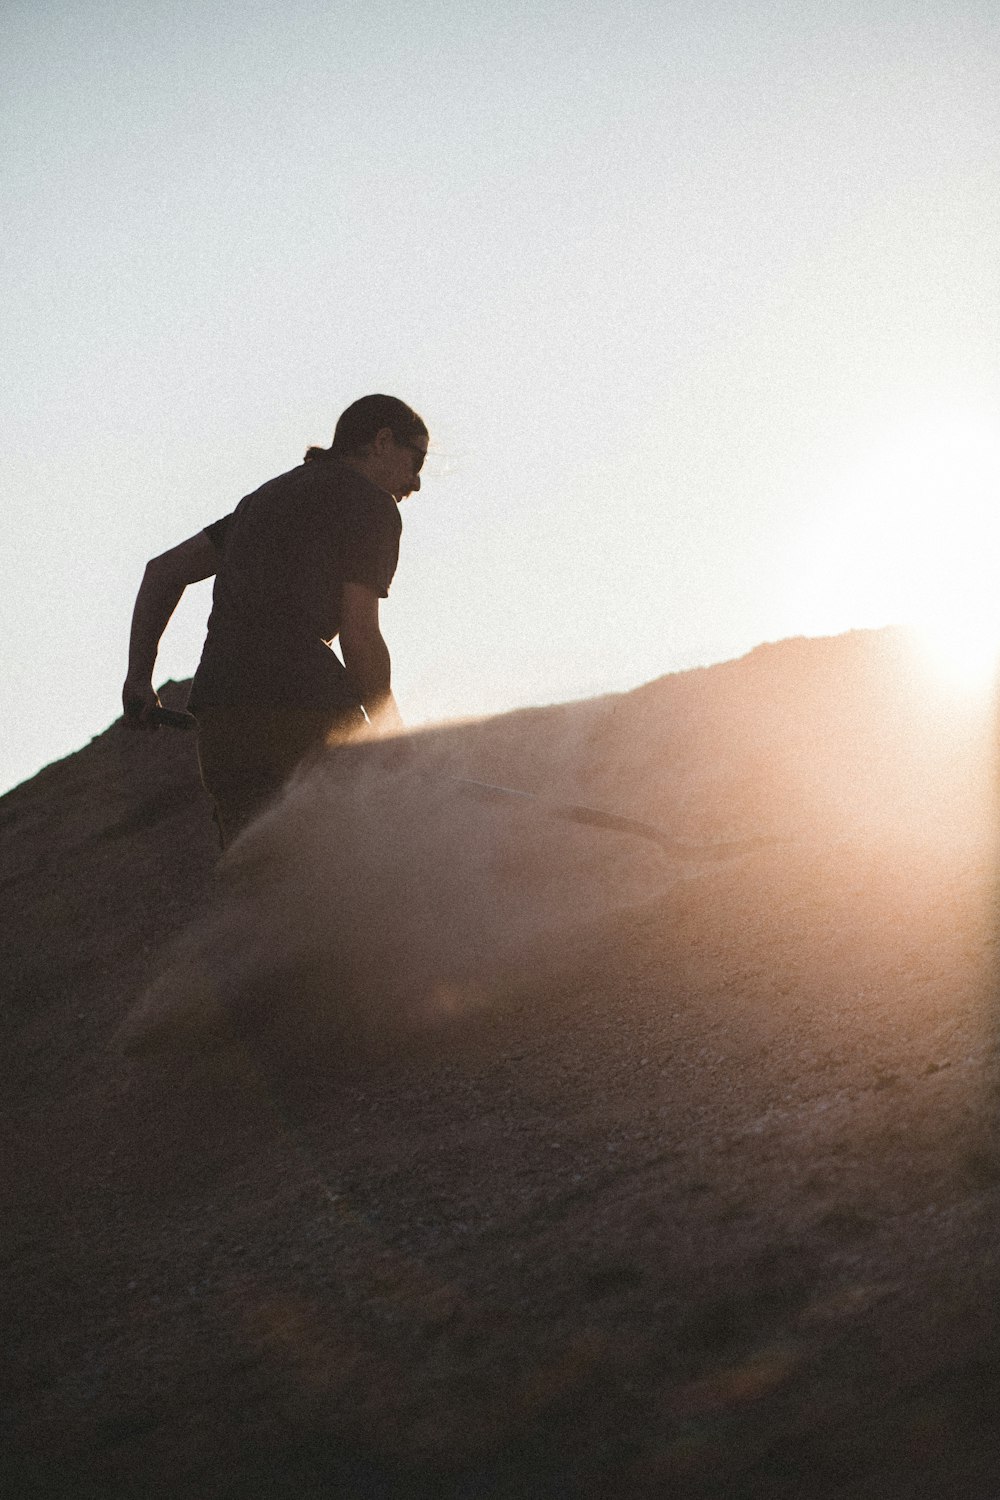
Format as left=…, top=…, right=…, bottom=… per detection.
left=3, top=0, right=999, bottom=793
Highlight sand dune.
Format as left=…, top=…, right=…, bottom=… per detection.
left=3, top=628, right=1000, bottom=1498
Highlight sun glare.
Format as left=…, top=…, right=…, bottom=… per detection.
left=908, top=613, right=1000, bottom=695
left=788, top=408, right=1000, bottom=696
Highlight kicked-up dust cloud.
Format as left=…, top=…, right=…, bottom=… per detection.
left=118, top=627, right=1000, bottom=1063
left=117, top=731, right=673, bottom=1060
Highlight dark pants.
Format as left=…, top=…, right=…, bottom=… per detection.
left=194, top=703, right=366, bottom=848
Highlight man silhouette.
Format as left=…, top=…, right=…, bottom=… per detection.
left=123, top=394, right=428, bottom=846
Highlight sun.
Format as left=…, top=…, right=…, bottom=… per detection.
left=908, top=610, right=1000, bottom=695
left=897, top=414, right=1000, bottom=695
left=787, top=407, right=1000, bottom=696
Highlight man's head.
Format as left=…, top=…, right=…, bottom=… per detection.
left=331, top=394, right=428, bottom=500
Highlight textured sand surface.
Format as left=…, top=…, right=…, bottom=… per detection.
left=3, top=630, right=1000, bottom=1498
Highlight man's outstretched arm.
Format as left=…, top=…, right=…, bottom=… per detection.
left=339, top=581, right=404, bottom=736
left=122, top=531, right=219, bottom=726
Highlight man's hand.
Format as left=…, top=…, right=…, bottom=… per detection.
left=122, top=678, right=162, bottom=732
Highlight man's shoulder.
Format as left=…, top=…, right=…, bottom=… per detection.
left=326, top=463, right=402, bottom=531
left=227, top=459, right=400, bottom=537
left=325, top=460, right=397, bottom=507
left=224, top=465, right=303, bottom=526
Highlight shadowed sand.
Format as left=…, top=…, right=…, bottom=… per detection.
left=2, top=627, right=1000, bottom=1499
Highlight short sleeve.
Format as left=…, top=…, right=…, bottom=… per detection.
left=204, top=514, right=234, bottom=552
left=340, top=497, right=401, bottom=599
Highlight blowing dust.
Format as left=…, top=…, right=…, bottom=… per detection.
left=118, top=732, right=672, bottom=1060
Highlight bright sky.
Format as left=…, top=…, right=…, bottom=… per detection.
left=3, top=0, right=1000, bottom=794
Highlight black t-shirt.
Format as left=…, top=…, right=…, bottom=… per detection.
left=189, top=456, right=401, bottom=711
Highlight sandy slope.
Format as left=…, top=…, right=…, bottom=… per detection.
left=3, top=633, right=1000, bottom=1499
